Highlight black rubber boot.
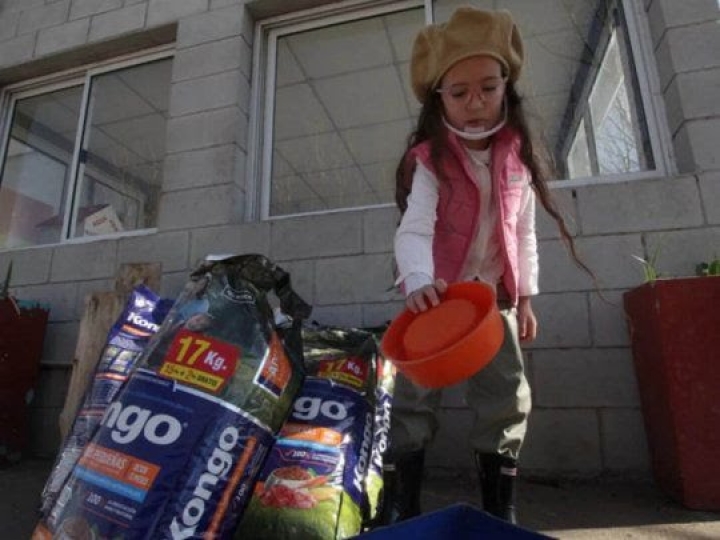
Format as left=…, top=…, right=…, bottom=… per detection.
left=475, top=452, right=518, bottom=524
left=378, top=449, right=425, bottom=525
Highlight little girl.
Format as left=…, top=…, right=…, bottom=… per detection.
left=387, top=7, right=591, bottom=525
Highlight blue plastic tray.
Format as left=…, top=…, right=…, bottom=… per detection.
left=357, top=504, right=553, bottom=539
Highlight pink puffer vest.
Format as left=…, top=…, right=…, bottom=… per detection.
left=407, top=127, right=530, bottom=305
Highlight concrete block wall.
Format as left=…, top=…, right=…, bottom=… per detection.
left=0, top=0, right=717, bottom=480
left=647, top=0, right=720, bottom=173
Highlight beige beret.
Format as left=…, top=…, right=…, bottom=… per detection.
left=410, top=7, right=524, bottom=103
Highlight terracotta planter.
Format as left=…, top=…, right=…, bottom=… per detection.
left=0, top=298, right=49, bottom=465
left=623, top=277, right=720, bottom=510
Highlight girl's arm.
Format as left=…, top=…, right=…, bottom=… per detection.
left=516, top=179, right=539, bottom=341
left=395, top=161, right=444, bottom=312
left=517, top=295, right=537, bottom=342
left=516, top=181, right=539, bottom=298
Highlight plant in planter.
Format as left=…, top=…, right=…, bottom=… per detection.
left=695, top=258, right=720, bottom=277
left=0, top=261, right=50, bottom=466
left=623, top=254, right=720, bottom=511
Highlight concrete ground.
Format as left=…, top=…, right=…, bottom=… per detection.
left=421, top=470, right=720, bottom=539
left=3, top=459, right=720, bottom=539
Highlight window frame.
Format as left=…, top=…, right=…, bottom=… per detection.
left=553, top=0, right=674, bottom=187
left=245, top=0, right=430, bottom=221
left=0, top=45, right=174, bottom=250
left=247, top=0, right=672, bottom=220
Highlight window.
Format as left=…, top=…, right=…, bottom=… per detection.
left=0, top=50, right=172, bottom=249
left=249, top=2, right=426, bottom=219
left=250, top=0, right=668, bottom=218
left=557, top=1, right=657, bottom=180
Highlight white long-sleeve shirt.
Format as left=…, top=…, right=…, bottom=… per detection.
left=395, top=145, right=538, bottom=297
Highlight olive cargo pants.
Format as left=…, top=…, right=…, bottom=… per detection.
left=389, top=307, right=531, bottom=460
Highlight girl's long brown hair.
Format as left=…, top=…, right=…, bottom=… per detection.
left=395, top=81, right=594, bottom=279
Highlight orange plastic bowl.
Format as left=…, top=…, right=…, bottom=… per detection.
left=381, top=281, right=504, bottom=388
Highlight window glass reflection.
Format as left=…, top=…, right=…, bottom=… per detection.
left=0, top=86, right=83, bottom=249
left=74, top=58, right=172, bottom=238
left=269, top=8, right=424, bottom=216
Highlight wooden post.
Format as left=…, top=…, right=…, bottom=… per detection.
left=58, top=263, right=162, bottom=439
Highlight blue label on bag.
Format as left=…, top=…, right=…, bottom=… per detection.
left=50, top=369, right=274, bottom=539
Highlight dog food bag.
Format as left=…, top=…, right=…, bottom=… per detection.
left=38, top=285, right=172, bottom=517
left=34, top=254, right=311, bottom=540
left=236, top=326, right=386, bottom=539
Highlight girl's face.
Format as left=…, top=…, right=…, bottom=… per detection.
left=437, top=55, right=507, bottom=148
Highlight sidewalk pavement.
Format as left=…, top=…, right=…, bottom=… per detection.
left=3, top=459, right=719, bottom=539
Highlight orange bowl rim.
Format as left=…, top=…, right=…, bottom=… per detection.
left=381, top=281, right=499, bottom=366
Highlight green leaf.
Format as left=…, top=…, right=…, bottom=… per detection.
left=632, top=254, right=658, bottom=283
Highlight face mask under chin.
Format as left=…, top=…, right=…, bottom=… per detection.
left=442, top=100, right=507, bottom=141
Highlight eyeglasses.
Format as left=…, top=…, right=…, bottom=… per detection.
left=436, top=78, right=507, bottom=105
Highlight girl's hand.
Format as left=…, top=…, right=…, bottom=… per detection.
left=406, top=279, right=448, bottom=313
left=517, top=296, right=537, bottom=342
